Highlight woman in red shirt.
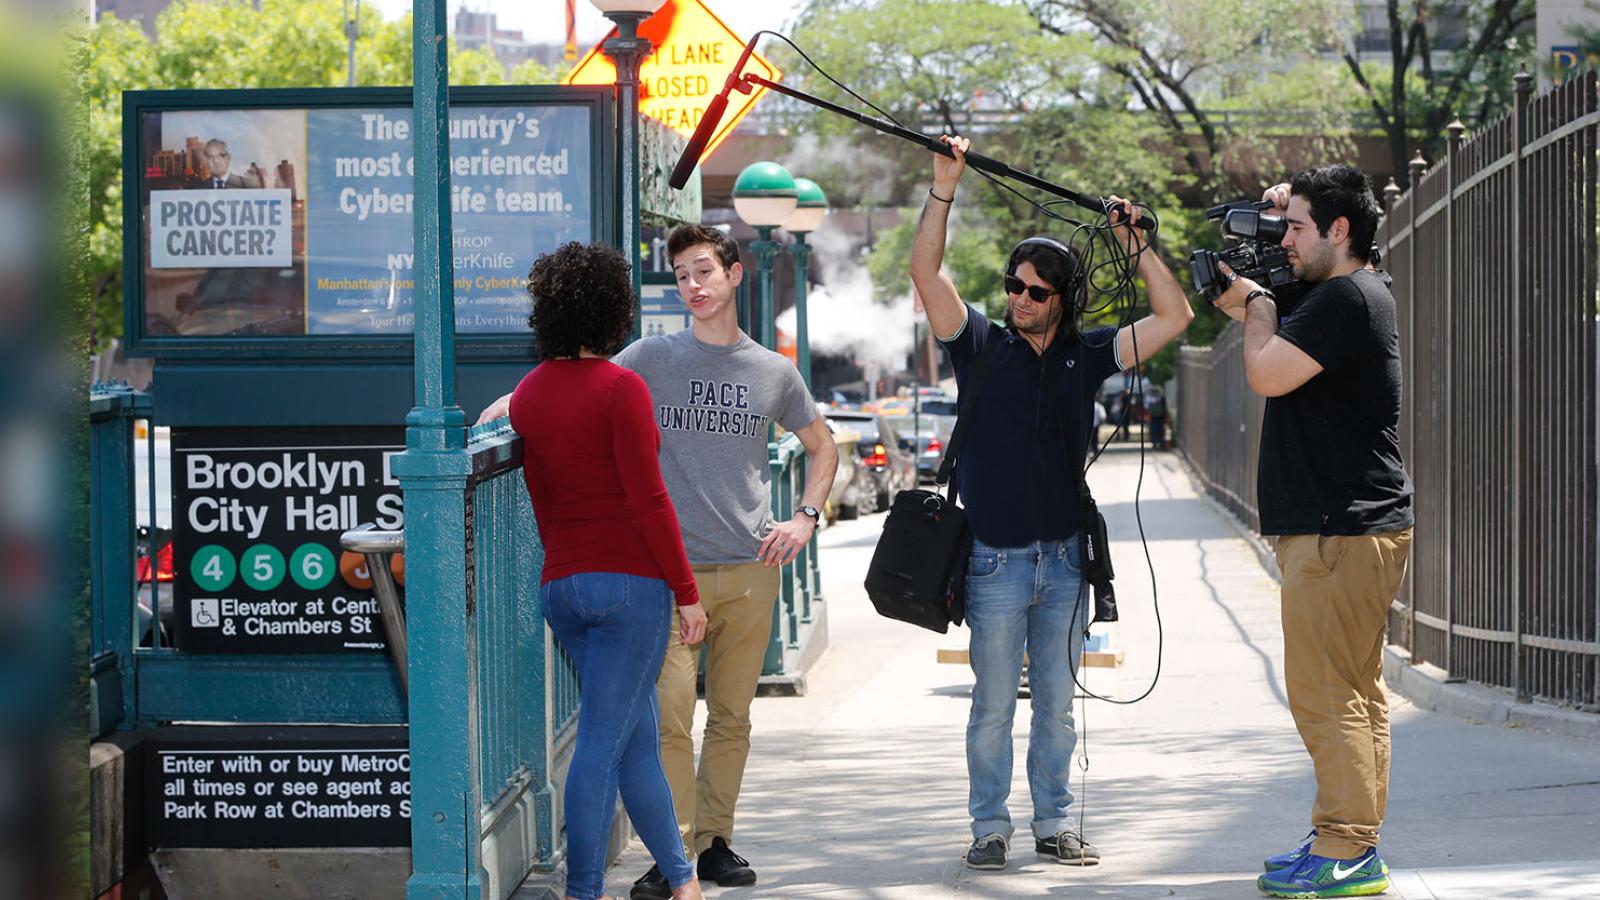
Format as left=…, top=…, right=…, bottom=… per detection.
left=509, top=242, right=706, bottom=900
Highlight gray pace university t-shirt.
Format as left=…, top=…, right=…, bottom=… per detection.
left=611, top=328, right=817, bottom=565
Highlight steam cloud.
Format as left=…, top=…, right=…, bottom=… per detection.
left=775, top=216, right=915, bottom=375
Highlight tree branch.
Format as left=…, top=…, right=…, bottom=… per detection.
left=1437, top=0, right=1523, bottom=120
left=1414, top=1, right=1436, bottom=99
left=1070, top=0, right=1224, bottom=175
left=1343, top=50, right=1395, bottom=131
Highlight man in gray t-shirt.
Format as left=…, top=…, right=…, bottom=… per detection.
left=611, top=327, right=819, bottom=564
left=479, top=225, right=836, bottom=895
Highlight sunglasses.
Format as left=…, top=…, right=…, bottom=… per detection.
left=1004, top=274, right=1057, bottom=303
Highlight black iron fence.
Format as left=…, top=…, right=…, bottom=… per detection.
left=1177, top=72, right=1600, bottom=712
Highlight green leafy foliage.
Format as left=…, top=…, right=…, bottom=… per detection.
left=1335, top=0, right=1535, bottom=185
left=789, top=0, right=1295, bottom=349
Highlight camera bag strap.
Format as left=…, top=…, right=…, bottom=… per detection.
left=935, top=320, right=1005, bottom=501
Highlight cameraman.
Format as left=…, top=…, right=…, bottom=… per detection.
left=1214, top=165, right=1413, bottom=900
left=912, top=135, right=1194, bottom=872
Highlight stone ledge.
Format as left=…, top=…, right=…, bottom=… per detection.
left=1383, top=646, right=1600, bottom=741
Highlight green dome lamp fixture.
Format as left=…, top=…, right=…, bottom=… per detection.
left=732, top=161, right=798, bottom=350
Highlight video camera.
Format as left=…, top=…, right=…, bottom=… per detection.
left=1187, top=200, right=1297, bottom=301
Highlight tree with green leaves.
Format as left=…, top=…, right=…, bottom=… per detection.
left=1339, top=0, right=1535, bottom=185
left=87, top=0, right=513, bottom=349
left=786, top=0, right=1297, bottom=354
left=1025, top=0, right=1359, bottom=201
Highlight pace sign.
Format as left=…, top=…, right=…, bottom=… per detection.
left=565, top=0, right=780, bottom=163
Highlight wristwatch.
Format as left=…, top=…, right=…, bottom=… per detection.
left=798, top=505, right=821, bottom=523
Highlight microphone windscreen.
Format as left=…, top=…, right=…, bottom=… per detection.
left=668, top=92, right=730, bottom=190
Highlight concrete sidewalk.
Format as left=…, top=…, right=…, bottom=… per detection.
left=600, top=447, right=1600, bottom=899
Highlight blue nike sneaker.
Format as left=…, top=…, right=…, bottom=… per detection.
left=1256, top=848, right=1390, bottom=898
left=1263, top=830, right=1316, bottom=872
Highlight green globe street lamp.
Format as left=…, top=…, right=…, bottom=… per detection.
left=592, top=0, right=665, bottom=324
left=783, top=177, right=827, bottom=390
left=732, top=161, right=798, bottom=350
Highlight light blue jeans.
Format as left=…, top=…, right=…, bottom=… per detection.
left=543, top=572, right=695, bottom=900
left=964, top=536, right=1090, bottom=842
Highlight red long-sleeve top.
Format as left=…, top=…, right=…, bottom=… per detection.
left=508, top=358, right=699, bottom=607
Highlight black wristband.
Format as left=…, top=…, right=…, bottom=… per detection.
left=928, top=187, right=954, bottom=204
left=1245, top=288, right=1276, bottom=304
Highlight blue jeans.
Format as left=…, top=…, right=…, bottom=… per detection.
left=964, top=536, right=1089, bottom=842
left=543, top=573, right=694, bottom=900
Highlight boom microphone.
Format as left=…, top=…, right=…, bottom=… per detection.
left=668, top=35, right=761, bottom=190
left=668, top=92, right=730, bottom=189
left=670, top=31, right=1155, bottom=232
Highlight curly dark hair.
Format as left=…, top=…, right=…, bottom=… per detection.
left=527, top=241, right=635, bottom=358
left=1290, top=164, right=1381, bottom=263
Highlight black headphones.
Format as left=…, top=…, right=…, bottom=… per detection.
left=1005, top=235, right=1088, bottom=339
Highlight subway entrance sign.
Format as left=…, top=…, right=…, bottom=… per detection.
left=106, top=82, right=612, bottom=711
left=565, top=0, right=780, bottom=162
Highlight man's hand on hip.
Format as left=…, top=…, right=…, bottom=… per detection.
left=757, top=516, right=817, bottom=567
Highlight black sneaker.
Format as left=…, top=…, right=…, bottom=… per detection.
left=696, top=836, right=757, bottom=887
left=630, top=864, right=671, bottom=900
left=1035, top=829, right=1099, bottom=865
left=965, top=833, right=1008, bottom=870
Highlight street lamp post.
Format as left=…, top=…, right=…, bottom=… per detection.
left=343, top=0, right=361, bottom=86
left=782, top=177, right=828, bottom=621
left=592, top=0, right=664, bottom=319
left=783, top=178, right=827, bottom=390
left=732, top=161, right=797, bottom=350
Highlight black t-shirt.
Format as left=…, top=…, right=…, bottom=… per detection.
left=1258, top=269, right=1414, bottom=535
left=939, top=304, right=1123, bottom=547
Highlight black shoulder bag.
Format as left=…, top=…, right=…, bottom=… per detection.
left=863, top=323, right=1002, bottom=633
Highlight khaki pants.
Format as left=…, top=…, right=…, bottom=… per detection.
left=657, top=562, right=779, bottom=854
left=1277, top=529, right=1412, bottom=860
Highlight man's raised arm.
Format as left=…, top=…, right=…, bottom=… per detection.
left=910, top=135, right=973, bottom=341
left=1107, top=195, right=1195, bottom=368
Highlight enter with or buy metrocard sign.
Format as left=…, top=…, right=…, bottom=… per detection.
left=565, top=0, right=780, bottom=163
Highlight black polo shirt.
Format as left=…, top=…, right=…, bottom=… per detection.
left=939, top=304, right=1123, bottom=548
left=1257, top=269, right=1414, bottom=535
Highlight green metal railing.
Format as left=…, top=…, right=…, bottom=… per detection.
left=456, top=421, right=581, bottom=895
left=763, top=432, right=824, bottom=679
left=88, top=383, right=150, bottom=736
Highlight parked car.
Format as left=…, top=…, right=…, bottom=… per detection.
left=885, top=414, right=957, bottom=484
left=822, top=420, right=865, bottom=522
left=910, top=432, right=948, bottom=483
left=824, top=411, right=917, bottom=516
left=136, top=524, right=174, bottom=646
left=818, top=387, right=866, bottom=409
